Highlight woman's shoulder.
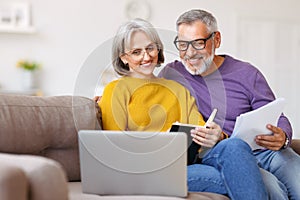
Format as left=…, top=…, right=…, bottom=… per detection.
left=105, top=77, right=188, bottom=92
left=160, top=77, right=184, bottom=85
left=103, top=79, right=120, bottom=90
left=103, top=77, right=142, bottom=93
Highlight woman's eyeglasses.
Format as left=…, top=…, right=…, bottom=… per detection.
left=123, top=43, right=159, bottom=61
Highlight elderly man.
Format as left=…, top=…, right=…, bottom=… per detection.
left=159, top=9, right=300, bottom=200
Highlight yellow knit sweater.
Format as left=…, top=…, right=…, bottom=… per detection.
left=99, top=76, right=205, bottom=131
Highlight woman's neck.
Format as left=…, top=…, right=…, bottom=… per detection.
left=128, top=73, right=157, bottom=80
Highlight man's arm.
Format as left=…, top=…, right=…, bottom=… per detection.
left=251, top=71, right=292, bottom=150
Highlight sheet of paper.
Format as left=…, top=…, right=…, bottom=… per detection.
left=231, top=98, right=286, bottom=150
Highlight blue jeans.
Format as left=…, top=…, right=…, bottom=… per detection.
left=187, top=138, right=267, bottom=200
left=254, top=147, right=300, bottom=200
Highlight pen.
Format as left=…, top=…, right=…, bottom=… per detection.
left=205, top=108, right=218, bottom=128
left=198, top=108, right=218, bottom=158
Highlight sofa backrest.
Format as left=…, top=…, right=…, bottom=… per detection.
left=0, top=95, right=101, bottom=181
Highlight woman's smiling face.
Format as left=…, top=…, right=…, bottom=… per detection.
left=121, top=31, right=159, bottom=79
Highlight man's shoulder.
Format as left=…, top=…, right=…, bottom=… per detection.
left=162, top=60, right=182, bottom=71
left=159, top=60, right=184, bottom=77
left=223, top=55, right=260, bottom=73
left=225, top=55, right=256, bottom=67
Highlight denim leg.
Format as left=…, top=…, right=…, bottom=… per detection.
left=187, top=164, right=227, bottom=194
left=259, top=168, right=288, bottom=200
left=202, top=138, right=268, bottom=200
left=254, top=148, right=300, bottom=200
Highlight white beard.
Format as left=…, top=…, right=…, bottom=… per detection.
left=182, top=60, right=199, bottom=75
left=182, top=42, right=215, bottom=75
left=182, top=52, right=214, bottom=75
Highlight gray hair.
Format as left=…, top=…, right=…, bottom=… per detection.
left=176, top=9, right=218, bottom=33
left=112, top=18, right=164, bottom=76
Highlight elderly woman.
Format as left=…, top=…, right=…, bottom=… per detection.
left=99, top=18, right=208, bottom=133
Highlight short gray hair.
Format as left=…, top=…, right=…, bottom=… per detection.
left=112, top=18, right=164, bottom=76
left=176, top=9, right=218, bottom=33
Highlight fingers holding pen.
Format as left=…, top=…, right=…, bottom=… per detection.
left=191, top=122, right=222, bottom=147
left=191, top=108, right=220, bottom=147
left=190, top=128, right=207, bottom=146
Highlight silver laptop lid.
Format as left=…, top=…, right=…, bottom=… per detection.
left=79, top=130, right=187, bottom=197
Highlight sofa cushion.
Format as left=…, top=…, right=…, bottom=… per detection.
left=68, top=182, right=230, bottom=200
left=0, top=95, right=101, bottom=181
left=291, top=139, right=300, bottom=155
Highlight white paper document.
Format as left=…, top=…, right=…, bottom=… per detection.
left=231, top=98, right=286, bottom=150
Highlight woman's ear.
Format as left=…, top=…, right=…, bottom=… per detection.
left=120, top=55, right=128, bottom=65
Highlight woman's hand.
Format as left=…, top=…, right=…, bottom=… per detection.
left=190, top=122, right=222, bottom=147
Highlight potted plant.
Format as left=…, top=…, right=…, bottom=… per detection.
left=16, top=59, right=41, bottom=90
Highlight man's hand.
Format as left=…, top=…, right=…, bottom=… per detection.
left=93, top=96, right=101, bottom=103
left=190, top=122, right=222, bottom=148
left=255, top=124, right=286, bottom=151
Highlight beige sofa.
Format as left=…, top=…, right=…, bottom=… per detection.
left=0, top=95, right=299, bottom=200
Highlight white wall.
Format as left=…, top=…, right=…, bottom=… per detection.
left=1, top=0, right=300, bottom=137
left=1, top=0, right=299, bottom=94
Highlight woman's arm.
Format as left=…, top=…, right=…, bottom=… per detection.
left=99, top=81, right=127, bottom=130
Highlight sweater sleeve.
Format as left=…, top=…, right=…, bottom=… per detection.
left=99, top=80, right=127, bottom=130
left=251, top=70, right=293, bottom=144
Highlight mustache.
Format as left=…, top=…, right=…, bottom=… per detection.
left=183, top=54, right=204, bottom=61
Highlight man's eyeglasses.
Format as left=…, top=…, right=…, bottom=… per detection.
left=123, top=43, right=159, bottom=61
left=173, top=32, right=216, bottom=51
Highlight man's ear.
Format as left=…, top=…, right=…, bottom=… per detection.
left=214, top=31, right=221, bottom=48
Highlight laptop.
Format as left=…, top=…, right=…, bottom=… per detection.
left=78, top=130, right=187, bottom=197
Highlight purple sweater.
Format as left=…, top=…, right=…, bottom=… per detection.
left=159, top=55, right=292, bottom=144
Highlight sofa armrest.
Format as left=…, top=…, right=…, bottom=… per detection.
left=0, top=153, right=68, bottom=200
left=0, top=95, right=101, bottom=181
left=291, top=139, right=300, bottom=155
left=0, top=162, right=28, bottom=200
